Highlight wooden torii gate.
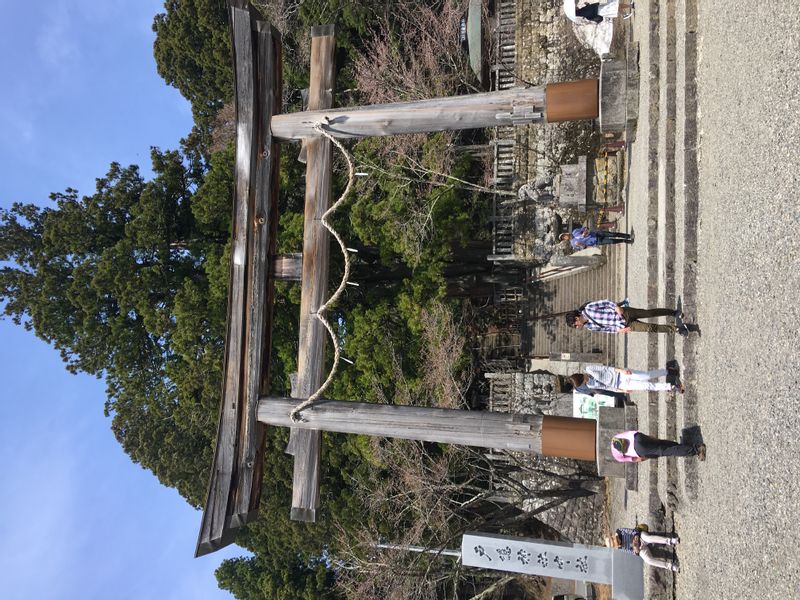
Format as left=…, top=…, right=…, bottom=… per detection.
left=196, top=0, right=601, bottom=557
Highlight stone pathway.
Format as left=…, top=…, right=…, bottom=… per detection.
left=611, top=0, right=800, bottom=598
left=609, top=0, right=702, bottom=597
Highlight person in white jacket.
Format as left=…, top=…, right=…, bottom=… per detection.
left=570, top=364, right=684, bottom=394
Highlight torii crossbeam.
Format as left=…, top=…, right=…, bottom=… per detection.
left=196, top=0, right=602, bottom=557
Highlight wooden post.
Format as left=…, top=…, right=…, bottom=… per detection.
left=196, top=3, right=282, bottom=557
left=260, top=397, right=598, bottom=462
left=271, top=253, right=303, bottom=280
left=261, top=397, right=543, bottom=452
left=269, top=81, right=598, bottom=140
left=288, top=25, right=336, bottom=523
left=233, top=16, right=281, bottom=526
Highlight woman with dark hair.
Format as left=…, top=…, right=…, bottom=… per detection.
left=570, top=365, right=684, bottom=394
left=611, top=430, right=706, bottom=462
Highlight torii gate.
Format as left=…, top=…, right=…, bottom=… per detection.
left=196, top=0, right=602, bottom=556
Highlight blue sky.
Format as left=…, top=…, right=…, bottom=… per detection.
left=0, top=2, right=247, bottom=598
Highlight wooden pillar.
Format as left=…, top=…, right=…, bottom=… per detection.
left=288, top=25, right=336, bottom=523
left=196, top=3, right=281, bottom=556
left=260, top=398, right=598, bottom=462
left=270, top=83, right=598, bottom=140
left=261, top=397, right=543, bottom=452
left=271, top=253, right=303, bottom=280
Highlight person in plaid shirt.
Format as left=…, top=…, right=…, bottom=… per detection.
left=565, top=299, right=687, bottom=335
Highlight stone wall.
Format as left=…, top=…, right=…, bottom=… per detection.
left=486, top=371, right=566, bottom=413
left=514, top=0, right=602, bottom=184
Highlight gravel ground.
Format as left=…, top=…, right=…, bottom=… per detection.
left=610, top=2, right=800, bottom=599
left=675, top=4, right=800, bottom=598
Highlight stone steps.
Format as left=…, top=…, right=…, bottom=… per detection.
left=671, top=0, right=702, bottom=508
left=526, top=244, right=622, bottom=360
left=644, top=0, right=701, bottom=511
left=616, top=0, right=701, bottom=525
left=608, top=2, right=702, bottom=594
left=655, top=0, right=681, bottom=513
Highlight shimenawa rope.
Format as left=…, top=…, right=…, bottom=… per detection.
left=289, top=119, right=356, bottom=423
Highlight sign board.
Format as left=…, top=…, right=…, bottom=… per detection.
left=461, top=532, right=643, bottom=600
left=573, top=391, right=616, bottom=420
left=557, top=155, right=588, bottom=209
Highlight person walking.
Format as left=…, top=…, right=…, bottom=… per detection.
left=565, top=299, right=688, bottom=335
left=570, top=365, right=683, bottom=394
left=560, top=226, right=633, bottom=250
left=609, top=526, right=681, bottom=572
left=610, top=430, right=706, bottom=462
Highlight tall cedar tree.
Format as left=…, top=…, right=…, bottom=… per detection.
left=0, top=150, right=226, bottom=504
left=153, top=0, right=233, bottom=139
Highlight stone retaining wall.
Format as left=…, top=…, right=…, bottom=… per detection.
left=514, top=0, right=602, bottom=184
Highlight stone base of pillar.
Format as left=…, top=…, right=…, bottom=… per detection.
left=596, top=406, right=626, bottom=478
left=599, top=58, right=627, bottom=133
left=596, top=404, right=640, bottom=488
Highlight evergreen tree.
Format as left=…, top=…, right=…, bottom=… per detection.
left=0, top=149, right=229, bottom=504
left=153, top=0, right=233, bottom=137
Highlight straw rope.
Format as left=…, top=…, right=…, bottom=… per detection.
left=289, top=120, right=356, bottom=423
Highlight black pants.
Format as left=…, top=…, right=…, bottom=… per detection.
left=633, top=433, right=697, bottom=458
left=576, top=3, right=603, bottom=22
left=621, top=307, right=677, bottom=333
left=594, top=231, right=632, bottom=245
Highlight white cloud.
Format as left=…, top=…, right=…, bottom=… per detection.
left=35, top=1, right=80, bottom=70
